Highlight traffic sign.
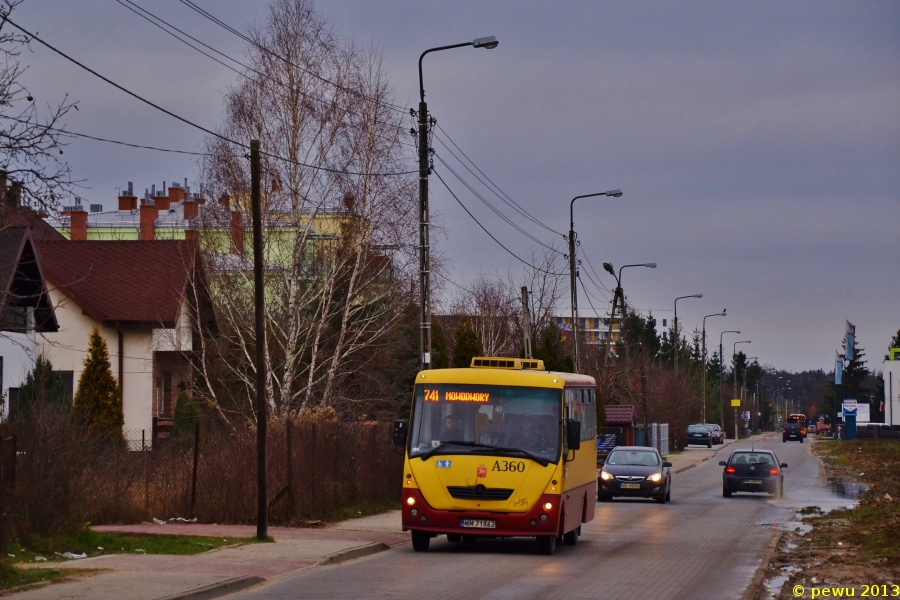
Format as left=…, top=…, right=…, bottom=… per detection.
left=731, top=399, right=741, bottom=407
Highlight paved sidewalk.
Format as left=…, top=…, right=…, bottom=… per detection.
left=10, top=515, right=408, bottom=600
left=666, top=432, right=774, bottom=473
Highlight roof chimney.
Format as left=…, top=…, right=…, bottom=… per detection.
left=140, top=203, right=159, bottom=241
left=218, top=194, right=230, bottom=210
left=155, top=189, right=171, bottom=211
left=118, top=185, right=137, bottom=210
left=183, top=198, right=197, bottom=221
left=69, top=207, right=88, bottom=241
left=231, top=210, right=244, bottom=255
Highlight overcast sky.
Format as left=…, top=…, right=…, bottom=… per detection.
left=14, top=0, right=900, bottom=372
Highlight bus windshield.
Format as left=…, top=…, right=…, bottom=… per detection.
left=409, top=384, right=562, bottom=463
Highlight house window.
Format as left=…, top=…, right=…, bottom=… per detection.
left=54, top=371, right=74, bottom=402
left=157, top=371, right=172, bottom=416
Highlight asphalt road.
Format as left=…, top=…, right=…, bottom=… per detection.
left=234, top=436, right=820, bottom=600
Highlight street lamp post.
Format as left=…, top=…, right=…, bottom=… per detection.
left=417, top=36, right=498, bottom=371
left=743, top=357, right=758, bottom=430
left=701, top=310, right=726, bottom=423
left=673, top=294, right=702, bottom=375
left=719, top=330, right=741, bottom=430
left=568, top=190, right=622, bottom=372
left=732, top=340, right=751, bottom=439
left=602, top=262, right=656, bottom=365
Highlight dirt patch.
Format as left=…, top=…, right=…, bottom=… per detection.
left=750, top=439, right=899, bottom=599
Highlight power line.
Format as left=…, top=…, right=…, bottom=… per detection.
left=434, top=124, right=563, bottom=237
left=178, top=0, right=409, bottom=116
left=431, top=167, right=567, bottom=277
left=577, top=272, right=602, bottom=319
left=2, top=16, right=416, bottom=178
left=433, top=153, right=563, bottom=255
left=117, top=0, right=415, bottom=151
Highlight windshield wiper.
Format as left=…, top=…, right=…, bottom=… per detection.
left=417, top=441, right=551, bottom=467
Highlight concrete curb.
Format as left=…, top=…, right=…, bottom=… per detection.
left=742, top=530, right=783, bottom=600
left=158, top=575, right=265, bottom=600
left=315, top=542, right=391, bottom=566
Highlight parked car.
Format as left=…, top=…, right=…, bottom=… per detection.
left=720, top=449, right=787, bottom=497
left=598, top=446, right=672, bottom=503
left=686, top=424, right=715, bottom=448
left=704, top=423, right=725, bottom=444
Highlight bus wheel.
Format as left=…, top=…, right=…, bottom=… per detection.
left=447, top=534, right=462, bottom=543
left=411, top=531, right=430, bottom=552
left=537, top=535, right=556, bottom=555
left=563, top=529, right=578, bottom=546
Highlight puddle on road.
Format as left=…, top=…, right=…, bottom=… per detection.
left=826, top=479, right=869, bottom=500
left=764, top=565, right=800, bottom=597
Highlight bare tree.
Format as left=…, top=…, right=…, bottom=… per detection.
left=0, top=0, right=76, bottom=212
left=198, top=0, right=416, bottom=420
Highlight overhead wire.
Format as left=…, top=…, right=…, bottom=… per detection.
left=431, top=167, right=567, bottom=276
left=432, top=127, right=563, bottom=237
left=178, top=0, right=409, bottom=116
left=433, top=153, right=563, bottom=255
left=1, top=16, right=416, bottom=177
left=117, top=0, right=415, bottom=151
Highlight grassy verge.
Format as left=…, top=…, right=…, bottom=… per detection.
left=811, top=439, right=900, bottom=567
left=7, top=528, right=262, bottom=564
left=0, top=561, right=96, bottom=592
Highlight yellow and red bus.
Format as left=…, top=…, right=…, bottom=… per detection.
left=393, top=357, right=597, bottom=555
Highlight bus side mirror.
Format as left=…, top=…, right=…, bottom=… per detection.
left=566, top=419, right=581, bottom=451
left=393, top=419, right=408, bottom=447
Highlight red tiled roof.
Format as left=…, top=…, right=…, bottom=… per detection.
left=33, top=240, right=200, bottom=327
left=605, top=404, right=636, bottom=426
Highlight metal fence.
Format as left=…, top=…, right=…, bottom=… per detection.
left=854, top=424, right=900, bottom=440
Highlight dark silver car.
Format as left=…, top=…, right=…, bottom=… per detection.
left=686, top=424, right=714, bottom=448
left=720, top=449, right=787, bottom=497
left=598, top=446, right=672, bottom=503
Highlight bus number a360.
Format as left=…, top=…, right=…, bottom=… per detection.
left=492, top=460, right=525, bottom=472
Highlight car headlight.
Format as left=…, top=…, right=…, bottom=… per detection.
left=648, top=472, right=663, bottom=483
left=600, top=471, right=613, bottom=481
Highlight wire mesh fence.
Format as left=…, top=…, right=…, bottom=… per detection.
left=90, top=419, right=402, bottom=525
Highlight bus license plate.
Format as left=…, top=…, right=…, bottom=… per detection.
left=621, top=483, right=641, bottom=490
left=460, top=519, right=496, bottom=529
left=745, top=479, right=762, bottom=485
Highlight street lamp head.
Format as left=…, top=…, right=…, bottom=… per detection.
left=473, top=36, right=499, bottom=49
left=644, top=263, right=657, bottom=268
left=722, top=308, right=726, bottom=315
left=603, top=262, right=615, bottom=276
left=693, top=294, right=703, bottom=299
left=606, top=189, right=623, bottom=197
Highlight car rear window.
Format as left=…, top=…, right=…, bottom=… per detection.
left=688, top=425, right=708, bottom=432
left=730, top=452, right=774, bottom=465
left=606, top=450, right=660, bottom=466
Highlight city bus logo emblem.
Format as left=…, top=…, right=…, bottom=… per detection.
left=476, top=465, right=487, bottom=478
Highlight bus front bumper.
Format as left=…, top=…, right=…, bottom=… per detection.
left=401, top=488, right=561, bottom=537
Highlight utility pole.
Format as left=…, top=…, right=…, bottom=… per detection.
left=568, top=230, right=579, bottom=371
left=521, top=286, right=532, bottom=359
left=417, top=37, right=498, bottom=372
left=250, top=139, right=267, bottom=541
left=418, top=95, right=431, bottom=371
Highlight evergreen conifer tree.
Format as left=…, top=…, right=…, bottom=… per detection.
left=451, top=316, right=483, bottom=368
left=534, top=324, right=574, bottom=372
left=71, top=327, right=123, bottom=441
left=12, top=355, right=67, bottom=419
left=171, top=392, right=202, bottom=441
left=886, top=328, right=900, bottom=360
left=431, top=319, right=449, bottom=369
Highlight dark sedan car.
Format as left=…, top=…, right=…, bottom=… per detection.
left=720, top=450, right=787, bottom=497
left=598, top=447, right=672, bottom=503
left=686, top=424, right=715, bottom=448
left=704, top=423, right=725, bottom=444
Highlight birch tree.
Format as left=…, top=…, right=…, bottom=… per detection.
left=198, top=0, right=416, bottom=419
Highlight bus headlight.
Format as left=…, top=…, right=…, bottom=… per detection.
left=600, top=471, right=613, bottom=481
left=648, top=473, right=663, bottom=483
left=543, top=502, right=553, bottom=511
left=406, top=496, right=416, bottom=506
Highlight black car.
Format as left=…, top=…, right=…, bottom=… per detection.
left=720, top=449, right=787, bottom=497
left=598, top=446, right=672, bottom=503
left=703, top=423, right=725, bottom=444
left=686, top=424, right=714, bottom=448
